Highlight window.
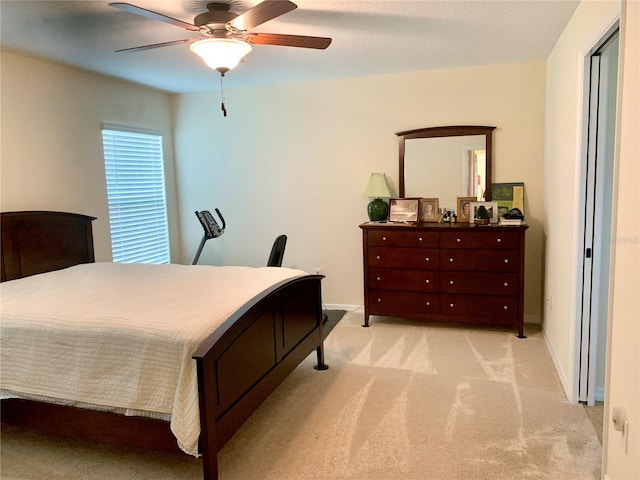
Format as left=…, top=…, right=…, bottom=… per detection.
left=101, top=125, right=170, bottom=264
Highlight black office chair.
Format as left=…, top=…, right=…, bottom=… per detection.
left=267, top=234, right=287, bottom=267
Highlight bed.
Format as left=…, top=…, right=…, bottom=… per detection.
left=0, top=211, right=327, bottom=480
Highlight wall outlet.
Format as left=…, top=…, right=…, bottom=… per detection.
left=313, top=267, right=323, bottom=275
left=612, top=406, right=629, bottom=454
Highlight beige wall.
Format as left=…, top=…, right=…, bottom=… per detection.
left=1, top=5, right=638, bottom=476
left=544, top=0, right=639, bottom=477
left=543, top=0, right=618, bottom=396
left=605, top=1, right=639, bottom=477
left=0, top=52, right=547, bottom=320
left=172, top=62, right=547, bottom=316
left=0, top=51, right=181, bottom=262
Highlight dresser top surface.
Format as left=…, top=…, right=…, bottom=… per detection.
left=360, top=222, right=528, bottom=231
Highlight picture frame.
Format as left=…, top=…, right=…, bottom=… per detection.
left=389, top=198, right=420, bottom=223
left=456, top=197, right=476, bottom=223
left=419, top=198, right=439, bottom=223
left=491, top=182, right=525, bottom=218
left=470, top=201, right=499, bottom=224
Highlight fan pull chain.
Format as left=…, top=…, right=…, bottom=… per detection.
left=220, top=74, right=227, bottom=117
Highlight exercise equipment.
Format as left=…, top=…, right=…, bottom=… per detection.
left=191, top=209, right=225, bottom=265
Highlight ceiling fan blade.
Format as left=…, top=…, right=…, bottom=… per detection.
left=109, top=2, right=199, bottom=31
left=114, top=38, right=199, bottom=53
left=229, top=0, right=297, bottom=31
left=245, top=33, right=332, bottom=50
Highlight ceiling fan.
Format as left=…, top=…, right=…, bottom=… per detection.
left=109, top=1, right=332, bottom=74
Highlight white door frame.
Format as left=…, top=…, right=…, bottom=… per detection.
left=572, top=7, right=620, bottom=405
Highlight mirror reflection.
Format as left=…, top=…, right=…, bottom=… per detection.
left=398, top=126, right=495, bottom=213
left=405, top=135, right=486, bottom=208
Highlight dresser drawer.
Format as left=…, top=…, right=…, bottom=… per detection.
left=368, top=268, right=438, bottom=292
left=368, top=290, right=440, bottom=315
left=440, top=231, right=519, bottom=249
left=368, top=230, right=439, bottom=247
left=439, top=272, right=518, bottom=295
left=369, top=247, right=439, bottom=270
left=361, top=221, right=527, bottom=334
left=440, top=249, right=519, bottom=272
left=440, top=294, right=518, bottom=319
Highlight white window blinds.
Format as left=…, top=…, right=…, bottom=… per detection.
left=101, top=127, right=170, bottom=264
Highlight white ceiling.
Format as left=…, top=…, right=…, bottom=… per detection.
left=0, top=0, right=579, bottom=94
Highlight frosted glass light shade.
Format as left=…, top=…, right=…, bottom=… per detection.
left=190, top=38, right=252, bottom=72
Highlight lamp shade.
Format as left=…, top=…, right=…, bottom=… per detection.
left=190, top=38, right=252, bottom=73
left=363, top=173, right=392, bottom=221
left=363, top=173, right=392, bottom=198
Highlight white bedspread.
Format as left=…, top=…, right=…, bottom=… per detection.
left=0, top=262, right=307, bottom=456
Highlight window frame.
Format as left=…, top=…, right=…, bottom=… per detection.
left=101, top=124, right=171, bottom=264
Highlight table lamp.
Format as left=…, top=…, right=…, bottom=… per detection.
left=363, top=173, right=392, bottom=221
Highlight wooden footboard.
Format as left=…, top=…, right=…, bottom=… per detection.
left=1, top=274, right=325, bottom=480
left=1, top=211, right=327, bottom=480
left=194, top=274, right=326, bottom=480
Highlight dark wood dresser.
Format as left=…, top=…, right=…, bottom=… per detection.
left=360, top=222, right=528, bottom=337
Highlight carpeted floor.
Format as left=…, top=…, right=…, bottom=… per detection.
left=1, top=312, right=601, bottom=480
left=585, top=402, right=605, bottom=445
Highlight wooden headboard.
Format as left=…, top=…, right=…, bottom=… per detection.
left=1, top=211, right=96, bottom=282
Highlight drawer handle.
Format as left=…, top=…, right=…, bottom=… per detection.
left=376, top=277, right=381, bottom=281
left=449, top=280, right=454, bottom=285
left=376, top=255, right=381, bottom=260
left=425, top=279, right=430, bottom=284
left=449, top=303, right=454, bottom=308
left=418, top=237, right=423, bottom=242
left=456, top=238, right=461, bottom=243
left=382, top=236, right=387, bottom=241
left=426, top=301, right=430, bottom=306
left=377, top=298, right=382, bottom=303
left=504, top=282, right=509, bottom=287
left=449, top=258, right=454, bottom=263
left=504, top=259, right=509, bottom=263
left=425, top=257, right=430, bottom=262
left=497, top=238, right=502, bottom=243
left=503, top=305, right=508, bottom=310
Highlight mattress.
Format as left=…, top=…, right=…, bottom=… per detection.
left=0, top=262, right=307, bottom=455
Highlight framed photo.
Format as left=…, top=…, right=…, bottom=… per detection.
left=456, top=197, right=476, bottom=223
left=389, top=198, right=420, bottom=223
left=491, top=182, right=525, bottom=218
left=470, top=201, right=499, bottom=224
left=419, top=198, right=439, bottom=223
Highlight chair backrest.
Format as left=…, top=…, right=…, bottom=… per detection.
left=267, top=234, right=287, bottom=267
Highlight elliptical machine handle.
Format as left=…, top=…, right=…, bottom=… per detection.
left=214, top=208, right=226, bottom=232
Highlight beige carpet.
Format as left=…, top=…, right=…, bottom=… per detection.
left=1, top=312, right=601, bottom=480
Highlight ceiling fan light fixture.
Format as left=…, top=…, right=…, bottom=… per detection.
left=190, top=38, right=252, bottom=73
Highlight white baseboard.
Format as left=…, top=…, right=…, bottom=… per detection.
left=326, top=308, right=543, bottom=322
left=596, top=387, right=605, bottom=402
left=323, top=303, right=362, bottom=313
left=542, top=327, right=574, bottom=402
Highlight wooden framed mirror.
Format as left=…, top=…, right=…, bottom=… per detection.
left=397, top=126, right=496, bottom=207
